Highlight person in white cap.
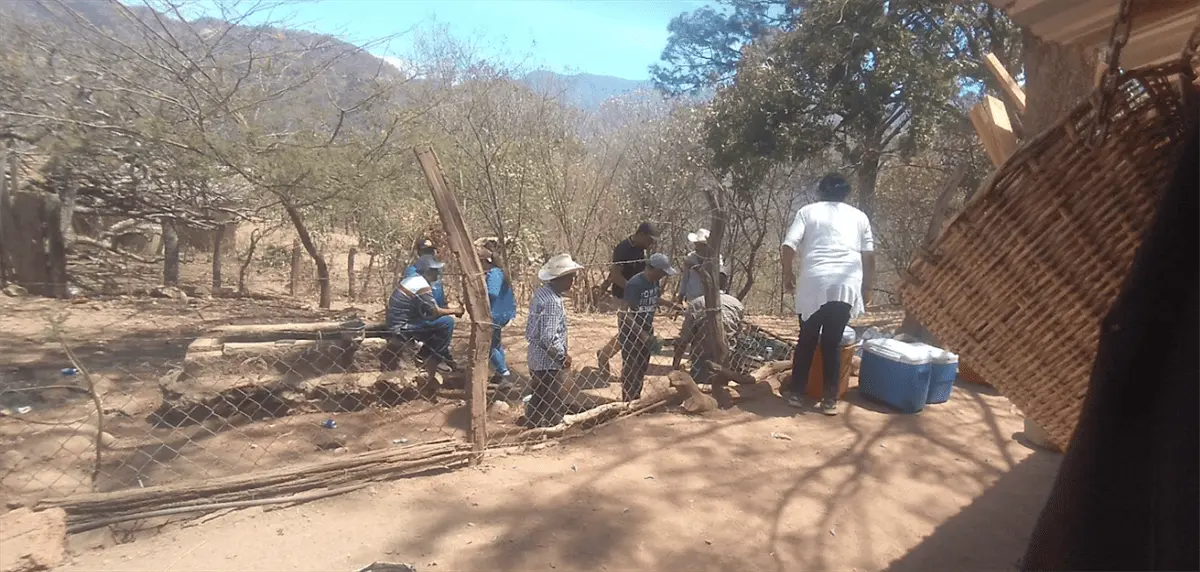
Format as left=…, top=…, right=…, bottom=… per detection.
left=780, top=173, right=877, bottom=415
left=618, top=253, right=679, bottom=401
left=678, top=228, right=730, bottom=303
left=524, top=253, right=584, bottom=427
left=387, top=255, right=465, bottom=380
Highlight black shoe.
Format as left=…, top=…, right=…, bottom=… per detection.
left=782, top=391, right=805, bottom=409
left=820, top=398, right=839, bottom=416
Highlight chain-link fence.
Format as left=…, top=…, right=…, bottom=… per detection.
left=1, top=254, right=817, bottom=528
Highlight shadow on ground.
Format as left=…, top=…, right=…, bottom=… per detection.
left=372, top=383, right=1062, bottom=571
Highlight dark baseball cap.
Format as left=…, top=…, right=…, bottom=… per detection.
left=636, top=222, right=660, bottom=237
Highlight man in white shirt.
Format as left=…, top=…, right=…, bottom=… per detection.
left=780, top=173, right=877, bottom=415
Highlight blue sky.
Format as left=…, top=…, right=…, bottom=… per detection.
left=258, top=0, right=713, bottom=80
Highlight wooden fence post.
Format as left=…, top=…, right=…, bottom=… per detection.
left=347, top=247, right=357, bottom=300
left=0, top=148, right=9, bottom=288
left=413, top=145, right=492, bottom=463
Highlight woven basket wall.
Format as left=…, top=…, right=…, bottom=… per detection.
left=901, top=63, right=1194, bottom=451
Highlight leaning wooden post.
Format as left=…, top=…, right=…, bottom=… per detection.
left=414, top=145, right=492, bottom=463
left=0, top=147, right=9, bottom=288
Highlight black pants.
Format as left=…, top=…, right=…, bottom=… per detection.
left=525, top=369, right=564, bottom=428
left=787, top=301, right=851, bottom=401
left=618, top=324, right=652, bottom=402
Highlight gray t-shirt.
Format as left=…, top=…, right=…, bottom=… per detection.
left=622, top=272, right=660, bottom=332
left=681, top=293, right=745, bottom=341
left=679, top=252, right=728, bottom=301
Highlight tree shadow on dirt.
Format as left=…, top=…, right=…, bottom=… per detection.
left=373, top=381, right=1062, bottom=571
left=881, top=451, right=1059, bottom=572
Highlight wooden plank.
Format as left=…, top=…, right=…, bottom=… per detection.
left=413, top=145, right=491, bottom=462
left=969, top=95, right=1019, bottom=168
left=987, top=0, right=1200, bottom=69
left=983, top=53, right=1027, bottom=115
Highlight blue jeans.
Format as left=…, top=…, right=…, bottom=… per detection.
left=490, top=325, right=510, bottom=376
left=396, top=315, right=455, bottom=364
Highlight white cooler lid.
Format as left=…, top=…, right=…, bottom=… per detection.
left=910, top=342, right=959, bottom=364
left=863, top=338, right=933, bottom=365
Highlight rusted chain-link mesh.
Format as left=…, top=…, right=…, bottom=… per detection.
left=1, top=258, right=818, bottom=508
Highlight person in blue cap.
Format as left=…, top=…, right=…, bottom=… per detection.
left=618, top=252, right=679, bottom=402
left=388, top=254, right=463, bottom=378
left=477, top=245, right=517, bottom=391
left=403, top=238, right=447, bottom=308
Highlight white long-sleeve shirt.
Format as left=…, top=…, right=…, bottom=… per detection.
left=782, top=201, right=874, bottom=321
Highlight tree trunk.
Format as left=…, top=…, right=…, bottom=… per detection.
left=44, top=194, right=68, bottom=298
left=212, top=224, right=224, bottom=291
left=362, top=253, right=376, bottom=301
left=284, top=203, right=332, bottom=309
left=735, top=227, right=768, bottom=301
left=855, top=151, right=881, bottom=221
left=347, top=247, right=357, bottom=300
left=700, top=188, right=731, bottom=371
left=238, top=228, right=262, bottom=296
left=1022, top=29, right=1098, bottom=137
left=288, top=238, right=301, bottom=296
left=162, top=220, right=180, bottom=287
left=58, top=182, right=76, bottom=253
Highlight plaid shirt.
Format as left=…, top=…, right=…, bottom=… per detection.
left=526, top=285, right=568, bottom=371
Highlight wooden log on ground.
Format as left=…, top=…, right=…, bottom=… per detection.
left=39, top=440, right=471, bottom=531
left=668, top=370, right=717, bottom=413
left=752, top=360, right=794, bottom=382
left=210, top=321, right=380, bottom=343
left=514, top=390, right=680, bottom=442
left=702, top=360, right=757, bottom=386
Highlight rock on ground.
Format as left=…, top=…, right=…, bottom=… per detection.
left=0, top=507, right=67, bottom=572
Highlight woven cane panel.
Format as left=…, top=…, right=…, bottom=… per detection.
left=902, top=63, right=1192, bottom=450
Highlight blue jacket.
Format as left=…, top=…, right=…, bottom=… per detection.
left=486, top=267, right=516, bottom=326
left=403, top=264, right=447, bottom=308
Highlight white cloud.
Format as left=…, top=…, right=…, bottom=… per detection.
left=381, top=55, right=420, bottom=77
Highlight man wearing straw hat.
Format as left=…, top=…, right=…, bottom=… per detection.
left=524, top=253, right=585, bottom=428
left=780, top=173, right=877, bottom=415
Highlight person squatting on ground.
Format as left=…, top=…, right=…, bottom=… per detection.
left=618, top=253, right=679, bottom=402
left=672, top=286, right=745, bottom=386
left=386, top=255, right=465, bottom=380
left=524, top=254, right=585, bottom=428
left=597, top=222, right=658, bottom=378
left=478, top=246, right=517, bottom=391
left=403, top=238, right=447, bottom=308
left=780, top=173, right=877, bottom=415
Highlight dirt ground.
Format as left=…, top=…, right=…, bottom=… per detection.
left=2, top=252, right=1061, bottom=571
left=50, top=378, right=1060, bottom=572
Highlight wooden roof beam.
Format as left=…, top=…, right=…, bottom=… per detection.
left=970, top=95, right=1019, bottom=168
left=983, top=52, right=1027, bottom=115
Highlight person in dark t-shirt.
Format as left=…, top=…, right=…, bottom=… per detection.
left=597, top=222, right=658, bottom=377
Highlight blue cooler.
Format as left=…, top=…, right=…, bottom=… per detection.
left=913, top=344, right=959, bottom=404
left=858, top=339, right=933, bottom=413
